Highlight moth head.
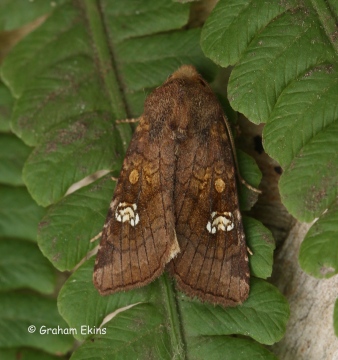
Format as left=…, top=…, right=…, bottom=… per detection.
left=169, top=65, right=199, bottom=80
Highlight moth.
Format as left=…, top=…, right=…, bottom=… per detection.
left=93, top=65, right=257, bottom=307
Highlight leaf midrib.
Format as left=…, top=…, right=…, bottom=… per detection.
left=82, top=0, right=131, bottom=150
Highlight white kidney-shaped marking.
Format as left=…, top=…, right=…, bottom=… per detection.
left=206, top=211, right=234, bottom=234
left=115, top=202, right=140, bottom=227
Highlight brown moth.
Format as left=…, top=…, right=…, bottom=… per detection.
left=93, top=65, right=251, bottom=307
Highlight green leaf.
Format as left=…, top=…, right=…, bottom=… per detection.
left=59, top=260, right=288, bottom=358
left=21, top=350, right=67, bottom=360
left=58, top=257, right=154, bottom=341
left=0, top=185, right=45, bottom=241
left=263, top=64, right=338, bottom=169
left=70, top=301, right=276, bottom=359
left=22, top=114, right=123, bottom=207
left=237, top=150, right=262, bottom=211
left=228, top=6, right=335, bottom=124
left=267, top=65, right=338, bottom=222
left=278, top=118, right=338, bottom=222
left=0, top=349, right=17, bottom=360
left=0, top=133, right=31, bottom=186
left=102, top=1, right=189, bottom=42
left=201, top=0, right=293, bottom=67
left=0, top=293, right=73, bottom=354
left=0, top=348, right=66, bottom=360
left=0, top=81, right=14, bottom=132
left=0, top=238, right=56, bottom=293
left=71, top=303, right=176, bottom=360
left=244, top=217, right=275, bottom=279
left=299, top=198, right=338, bottom=278
left=38, top=174, right=115, bottom=271
left=0, top=0, right=67, bottom=31
left=179, top=278, right=289, bottom=345
left=186, top=336, right=278, bottom=360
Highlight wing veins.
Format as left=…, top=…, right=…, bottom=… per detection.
left=192, top=147, right=215, bottom=291
left=176, top=151, right=197, bottom=219
left=201, top=161, right=218, bottom=293
left=177, top=141, right=214, bottom=290
left=174, top=153, right=202, bottom=279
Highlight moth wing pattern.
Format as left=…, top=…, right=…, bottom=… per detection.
left=94, top=116, right=179, bottom=295
left=170, top=115, right=249, bottom=307
left=93, top=64, right=251, bottom=307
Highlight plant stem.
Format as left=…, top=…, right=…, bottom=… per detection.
left=161, top=273, right=185, bottom=360
left=83, top=0, right=132, bottom=151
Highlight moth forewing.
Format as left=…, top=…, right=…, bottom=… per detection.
left=93, top=116, right=179, bottom=295
left=170, top=107, right=250, bottom=307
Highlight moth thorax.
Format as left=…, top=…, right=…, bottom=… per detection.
left=206, top=211, right=234, bottom=234
left=115, top=202, right=140, bottom=227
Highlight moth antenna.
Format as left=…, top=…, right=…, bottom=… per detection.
left=247, top=246, right=253, bottom=256
left=223, top=115, right=262, bottom=194
left=90, top=232, right=102, bottom=243
left=116, top=117, right=140, bottom=124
